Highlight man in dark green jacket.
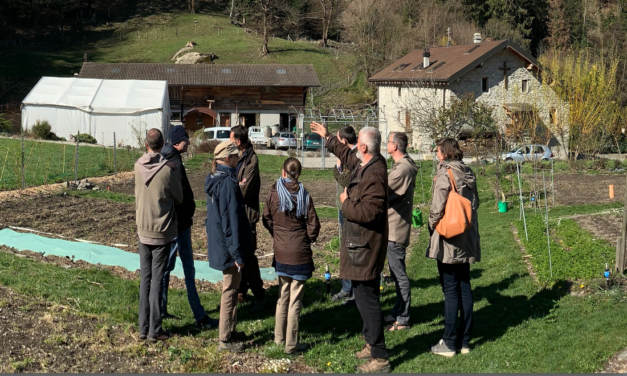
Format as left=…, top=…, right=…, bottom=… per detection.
left=231, top=125, right=265, bottom=313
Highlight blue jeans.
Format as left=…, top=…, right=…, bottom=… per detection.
left=338, top=210, right=353, bottom=296
left=160, top=226, right=206, bottom=322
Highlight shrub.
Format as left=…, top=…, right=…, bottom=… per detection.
left=0, top=114, right=13, bottom=133
left=32, top=120, right=53, bottom=139
left=72, top=133, right=97, bottom=144
left=196, top=140, right=220, bottom=154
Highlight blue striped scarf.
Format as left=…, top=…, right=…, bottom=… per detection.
left=276, top=178, right=309, bottom=218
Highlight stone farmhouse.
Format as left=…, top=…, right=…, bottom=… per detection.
left=78, top=62, right=320, bottom=133
left=369, top=35, right=568, bottom=155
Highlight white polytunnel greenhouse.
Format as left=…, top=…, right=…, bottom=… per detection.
left=21, top=77, right=171, bottom=147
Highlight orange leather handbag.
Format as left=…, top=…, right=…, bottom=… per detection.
left=436, top=169, right=473, bottom=238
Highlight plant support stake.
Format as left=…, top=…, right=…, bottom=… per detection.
left=543, top=171, right=553, bottom=278
left=516, top=162, right=528, bottom=241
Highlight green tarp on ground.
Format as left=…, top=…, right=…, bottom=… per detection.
left=0, top=228, right=277, bottom=283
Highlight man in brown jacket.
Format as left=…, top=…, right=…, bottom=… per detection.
left=135, top=128, right=183, bottom=342
left=230, top=125, right=265, bottom=313
left=311, top=122, right=391, bottom=374
left=385, top=132, right=418, bottom=331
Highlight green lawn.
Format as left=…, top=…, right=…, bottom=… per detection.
left=3, top=166, right=627, bottom=372
left=0, top=10, right=359, bottom=106
left=0, top=138, right=141, bottom=190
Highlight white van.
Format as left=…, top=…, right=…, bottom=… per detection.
left=203, top=127, right=231, bottom=142
left=248, top=126, right=269, bottom=145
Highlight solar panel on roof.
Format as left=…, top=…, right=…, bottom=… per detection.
left=464, top=45, right=481, bottom=55
left=166, top=68, right=175, bottom=73
left=276, top=69, right=287, bottom=74
left=111, top=68, right=121, bottom=73
left=221, top=68, right=232, bottom=74
left=428, top=62, right=446, bottom=73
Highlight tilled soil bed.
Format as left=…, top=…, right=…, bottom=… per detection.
left=107, top=170, right=339, bottom=209
left=573, top=213, right=623, bottom=245
left=0, top=285, right=315, bottom=373
left=545, top=173, right=625, bottom=206
left=0, top=193, right=339, bottom=286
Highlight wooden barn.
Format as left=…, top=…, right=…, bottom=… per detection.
left=78, top=63, right=321, bottom=131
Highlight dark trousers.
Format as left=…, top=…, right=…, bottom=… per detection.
left=338, top=210, right=353, bottom=296
left=160, top=226, right=206, bottom=322
left=139, top=241, right=170, bottom=336
left=239, top=225, right=266, bottom=301
left=353, top=278, right=388, bottom=359
left=387, top=241, right=411, bottom=325
left=437, top=261, right=473, bottom=349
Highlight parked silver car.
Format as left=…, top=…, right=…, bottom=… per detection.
left=271, top=132, right=297, bottom=150
left=502, top=144, right=554, bottom=162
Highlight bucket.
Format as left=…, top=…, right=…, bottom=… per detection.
left=498, top=201, right=508, bottom=213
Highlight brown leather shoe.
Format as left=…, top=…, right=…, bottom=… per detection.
left=357, top=358, right=391, bottom=373
left=355, top=343, right=371, bottom=359
left=238, top=293, right=245, bottom=303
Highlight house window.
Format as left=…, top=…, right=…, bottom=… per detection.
left=481, top=77, right=489, bottom=93
left=522, top=79, right=529, bottom=93
left=398, top=87, right=401, bottom=97
left=263, top=87, right=278, bottom=94
left=398, top=111, right=401, bottom=122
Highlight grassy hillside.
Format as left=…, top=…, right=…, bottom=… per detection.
left=0, top=10, right=371, bottom=106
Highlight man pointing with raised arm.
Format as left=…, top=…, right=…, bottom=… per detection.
left=310, top=121, right=391, bottom=373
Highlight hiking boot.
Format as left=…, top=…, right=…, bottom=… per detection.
left=148, top=330, right=171, bottom=343
left=343, top=297, right=357, bottom=307
left=356, top=358, right=391, bottom=373
left=196, top=315, right=219, bottom=329
left=218, top=340, right=244, bottom=353
left=284, top=343, right=309, bottom=355
left=430, top=339, right=455, bottom=357
left=138, top=333, right=147, bottom=341
left=250, top=300, right=265, bottom=314
left=355, top=343, right=372, bottom=360
left=331, top=290, right=350, bottom=302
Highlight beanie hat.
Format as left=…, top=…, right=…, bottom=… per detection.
left=214, top=141, right=239, bottom=159
left=169, top=125, right=189, bottom=146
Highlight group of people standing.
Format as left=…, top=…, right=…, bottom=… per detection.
left=133, top=121, right=481, bottom=373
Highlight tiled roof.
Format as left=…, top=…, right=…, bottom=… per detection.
left=78, top=63, right=321, bottom=87
left=369, top=40, right=539, bottom=84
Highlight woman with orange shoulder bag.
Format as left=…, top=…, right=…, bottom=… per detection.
left=427, top=138, right=480, bottom=358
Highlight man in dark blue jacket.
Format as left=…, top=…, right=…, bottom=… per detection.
left=205, top=140, right=251, bottom=353
left=160, top=125, right=218, bottom=329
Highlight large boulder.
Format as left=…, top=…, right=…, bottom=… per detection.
left=175, top=52, right=213, bottom=64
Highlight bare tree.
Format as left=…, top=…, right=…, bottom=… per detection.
left=318, top=0, right=338, bottom=47
left=188, top=0, right=196, bottom=14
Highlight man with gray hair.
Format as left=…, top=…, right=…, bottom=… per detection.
left=385, top=132, right=418, bottom=331
left=310, top=122, right=391, bottom=373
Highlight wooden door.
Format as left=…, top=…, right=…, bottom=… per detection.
left=220, top=114, right=231, bottom=128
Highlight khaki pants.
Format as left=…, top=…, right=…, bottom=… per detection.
left=220, top=265, right=242, bottom=342
left=274, top=275, right=305, bottom=352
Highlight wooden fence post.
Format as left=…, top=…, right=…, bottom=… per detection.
left=21, top=129, right=25, bottom=190
left=113, top=132, right=117, bottom=178
left=74, top=131, right=79, bottom=183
